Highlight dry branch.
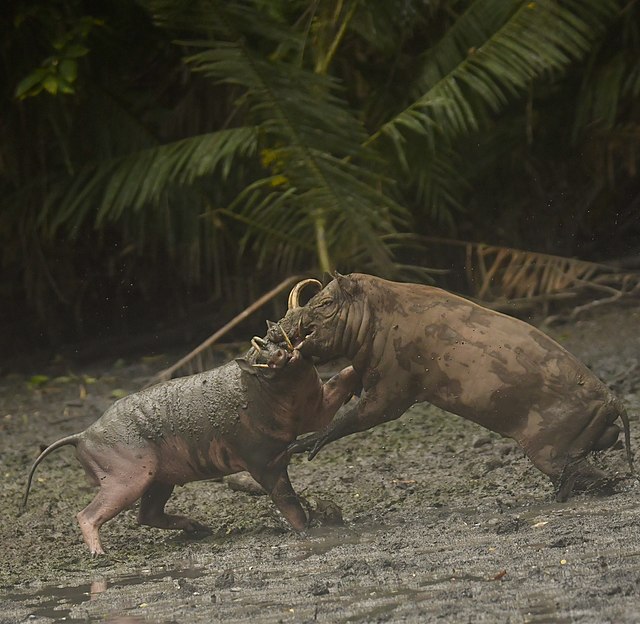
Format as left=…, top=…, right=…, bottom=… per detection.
left=422, top=236, right=640, bottom=320
left=147, top=275, right=305, bottom=386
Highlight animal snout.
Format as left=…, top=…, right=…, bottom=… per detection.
left=269, top=348, right=289, bottom=368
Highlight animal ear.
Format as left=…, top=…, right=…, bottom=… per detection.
left=235, top=358, right=257, bottom=375
left=334, top=272, right=359, bottom=296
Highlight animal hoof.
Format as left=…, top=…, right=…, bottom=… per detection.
left=309, top=498, right=344, bottom=526
left=287, top=435, right=317, bottom=455
left=308, top=438, right=327, bottom=460
left=554, top=490, right=569, bottom=503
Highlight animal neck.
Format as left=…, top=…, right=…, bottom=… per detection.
left=341, top=297, right=374, bottom=366
left=254, top=370, right=313, bottom=423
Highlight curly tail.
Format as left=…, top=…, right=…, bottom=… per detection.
left=21, top=434, right=80, bottom=512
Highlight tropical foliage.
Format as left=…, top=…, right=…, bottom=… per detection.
left=1, top=0, right=638, bottom=349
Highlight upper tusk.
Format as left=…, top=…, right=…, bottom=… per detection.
left=277, top=323, right=295, bottom=352
left=252, top=363, right=270, bottom=368
left=287, top=278, right=323, bottom=310
left=251, top=337, right=264, bottom=353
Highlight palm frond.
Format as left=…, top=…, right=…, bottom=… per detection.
left=372, top=0, right=619, bottom=147
left=169, top=4, right=410, bottom=275
left=45, top=127, right=258, bottom=235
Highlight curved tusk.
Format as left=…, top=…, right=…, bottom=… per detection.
left=277, top=323, right=294, bottom=352
left=251, top=337, right=264, bottom=353
left=287, top=278, right=323, bottom=310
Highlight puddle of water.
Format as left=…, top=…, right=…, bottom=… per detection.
left=4, top=565, right=204, bottom=622
left=4, top=580, right=97, bottom=622
left=292, top=523, right=383, bottom=560
left=333, top=577, right=574, bottom=623
left=520, top=592, right=572, bottom=624
left=418, top=571, right=501, bottom=586
left=338, top=587, right=423, bottom=623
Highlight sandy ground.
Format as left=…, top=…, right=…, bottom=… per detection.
left=0, top=304, right=639, bottom=623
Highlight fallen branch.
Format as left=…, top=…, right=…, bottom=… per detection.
left=147, top=275, right=305, bottom=386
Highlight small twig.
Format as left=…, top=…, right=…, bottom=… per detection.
left=481, top=291, right=577, bottom=313
left=572, top=278, right=623, bottom=297
left=608, top=360, right=639, bottom=386
left=568, top=292, right=624, bottom=318
left=545, top=292, right=624, bottom=325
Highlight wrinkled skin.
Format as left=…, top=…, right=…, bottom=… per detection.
left=23, top=336, right=357, bottom=555
left=270, top=273, right=632, bottom=501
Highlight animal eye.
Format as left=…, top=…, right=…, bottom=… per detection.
left=318, top=299, right=332, bottom=308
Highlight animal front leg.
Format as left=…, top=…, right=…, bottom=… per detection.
left=250, top=467, right=307, bottom=532
left=290, top=391, right=411, bottom=460
left=317, top=365, right=360, bottom=427
left=297, top=366, right=361, bottom=435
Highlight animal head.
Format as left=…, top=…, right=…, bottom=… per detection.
left=271, top=273, right=363, bottom=360
left=235, top=333, right=304, bottom=380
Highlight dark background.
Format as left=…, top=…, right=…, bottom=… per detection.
left=2, top=0, right=638, bottom=368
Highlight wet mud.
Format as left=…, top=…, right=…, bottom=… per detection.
left=1, top=305, right=639, bottom=623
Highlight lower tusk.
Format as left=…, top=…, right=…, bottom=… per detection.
left=252, top=363, right=270, bottom=368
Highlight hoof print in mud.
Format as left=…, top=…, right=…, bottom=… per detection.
left=495, top=516, right=522, bottom=535
left=309, top=580, right=331, bottom=596
left=308, top=498, right=344, bottom=527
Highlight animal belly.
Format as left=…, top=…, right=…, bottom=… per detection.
left=153, top=435, right=247, bottom=485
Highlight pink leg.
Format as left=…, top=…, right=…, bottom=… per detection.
left=304, top=366, right=359, bottom=433
left=76, top=473, right=154, bottom=556
left=250, top=467, right=307, bottom=531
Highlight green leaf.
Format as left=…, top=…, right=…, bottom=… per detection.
left=59, top=59, right=78, bottom=83
left=63, top=43, right=90, bottom=58
left=27, top=375, right=50, bottom=388
left=42, top=75, right=59, bottom=95
left=14, top=69, right=47, bottom=99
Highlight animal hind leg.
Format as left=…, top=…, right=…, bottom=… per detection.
left=520, top=443, right=605, bottom=501
left=555, top=459, right=609, bottom=502
left=555, top=403, right=618, bottom=502
left=138, top=482, right=210, bottom=533
left=77, top=471, right=155, bottom=556
left=592, top=424, right=620, bottom=451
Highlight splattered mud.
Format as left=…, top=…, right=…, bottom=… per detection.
left=1, top=305, right=639, bottom=623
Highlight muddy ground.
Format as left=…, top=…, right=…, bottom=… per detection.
left=1, top=304, right=639, bottom=623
